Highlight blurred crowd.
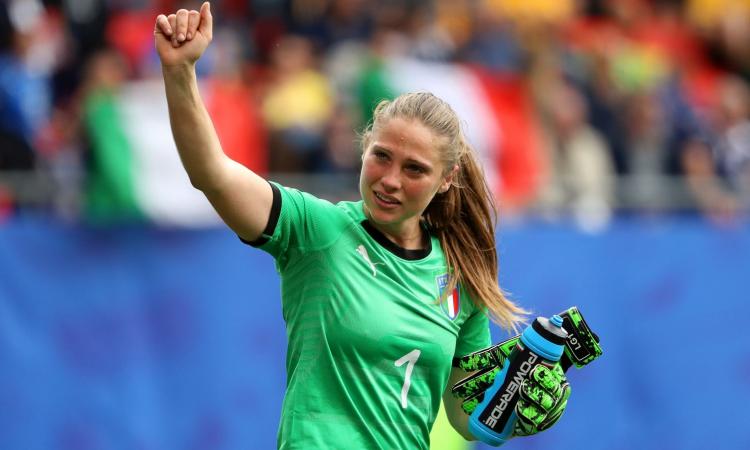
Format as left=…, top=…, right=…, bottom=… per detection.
left=1, top=0, right=749, bottom=228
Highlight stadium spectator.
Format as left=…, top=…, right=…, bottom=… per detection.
left=79, top=48, right=143, bottom=224
left=680, top=75, right=750, bottom=223
left=0, top=0, right=748, bottom=221
left=203, top=27, right=268, bottom=176
left=0, top=2, right=49, bottom=173
left=260, top=34, right=334, bottom=173
left=535, top=79, right=616, bottom=230
left=288, top=0, right=373, bottom=50
left=620, top=90, right=674, bottom=212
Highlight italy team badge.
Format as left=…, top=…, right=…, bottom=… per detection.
left=436, top=274, right=460, bottom=320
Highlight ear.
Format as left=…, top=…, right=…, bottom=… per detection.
left=439, top=164, right=459, bottom=193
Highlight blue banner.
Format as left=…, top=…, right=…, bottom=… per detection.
left=1, top=217, right=748, bottom=450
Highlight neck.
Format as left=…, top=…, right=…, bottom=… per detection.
left=379, top=224, right=425, bottom=250
left=363, top=206, right=426, bottom=250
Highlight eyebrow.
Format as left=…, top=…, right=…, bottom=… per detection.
left=371, top=145, right=433, bottom=169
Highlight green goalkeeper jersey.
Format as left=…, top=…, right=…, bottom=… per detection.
left=248, top=183, right=491, bottom=449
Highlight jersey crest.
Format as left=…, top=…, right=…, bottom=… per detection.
left=436, top=274, right=460, bottom=320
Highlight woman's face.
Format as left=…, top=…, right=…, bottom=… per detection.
left=359, top=117, right=456, bottom=240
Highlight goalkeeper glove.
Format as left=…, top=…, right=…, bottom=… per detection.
left=451, top=306, right=601, bottom=441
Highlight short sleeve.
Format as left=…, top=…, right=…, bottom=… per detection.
left=241, top=182, right=347, bottom=267
left=454, top=308, right=491, bottom=358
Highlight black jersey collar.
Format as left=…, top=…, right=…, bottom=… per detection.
left=360, top=220, right=432, bottom=260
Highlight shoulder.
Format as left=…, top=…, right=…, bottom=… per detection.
left=335, top=199, right=366, bottom=222
left=274, top=182, right=363, bottom=237
left=274, top=182, right=340, bottom=216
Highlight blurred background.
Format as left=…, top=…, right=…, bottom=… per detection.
left=0, top=0, right=748, bottom=449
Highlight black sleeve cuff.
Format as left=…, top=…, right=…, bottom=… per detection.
left=239, top=181, right=281, bottom=247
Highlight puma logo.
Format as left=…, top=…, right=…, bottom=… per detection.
left=356, top=245, right=379, bottom=277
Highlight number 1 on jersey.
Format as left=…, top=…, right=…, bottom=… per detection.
left=394, top=349, right=421, bottom=409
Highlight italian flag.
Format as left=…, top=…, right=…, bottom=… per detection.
left=359, top=56, right=544, bottom=211
left=446, top=286, right=460, bottom=320
left=82, top=77, right=266, bottom=227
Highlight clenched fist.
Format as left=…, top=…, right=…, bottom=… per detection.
left=154, top=1, right=213, bottom=68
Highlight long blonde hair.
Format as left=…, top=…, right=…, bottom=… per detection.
left=362, top=92, right=528, bottom=331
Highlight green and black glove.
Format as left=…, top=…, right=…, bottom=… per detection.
left=513, top=363, right=571, bottom=436
left=452, top=306, right=601, bottom=437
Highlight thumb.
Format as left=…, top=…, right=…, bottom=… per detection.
left=199, top=2, right=213, bottom=40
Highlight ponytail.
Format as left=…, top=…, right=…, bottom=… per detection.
left=424, top=139, right=528, bottom=332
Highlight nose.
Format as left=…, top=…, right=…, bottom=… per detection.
left=380, top=167, right=401, bottom=192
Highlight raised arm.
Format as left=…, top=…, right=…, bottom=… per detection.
left=154, top=2, right=272, bottom=241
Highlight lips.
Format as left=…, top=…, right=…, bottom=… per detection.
left=374, top=191, right=400, bottom=205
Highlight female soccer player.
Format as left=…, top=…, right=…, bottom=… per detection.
left=154, top=3, right=569, bottom=448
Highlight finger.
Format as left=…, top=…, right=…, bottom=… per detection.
left=514, top=399, right=547, bottom=436
left=537, top=387, right=569, bottom=430
left=552, top=362, right=566, bottom=377
left=461, top=391, right=485, bottom=415
left=175, top=9, right=189, bottom=43
left=523, top=367, right=563, bottom=406
left=459, top=347, right=500, bottom=372
left=516, top=400, right=546, bottom=426
left=454, top=348, right=495, bottom=372
left=538, top=405, right=565, bottom=430
left=451, top=366, right=498, bottom=399
left=198, top=2, right=213, bottom=40
left=531, top=365, right=562, bottom=393
left=516, top=378, right=571, bottom=434
left=520, top=380, right=556, bottom=411
left=454, top=339, right=512, bottom=372
left=513, top=417, right=536, bottom=437
left=155, top=14, right=173, bottom=37
left=558, top=381, right=571, bottom=404
left=168, top=14, right=178, bottom=47
left=186, top=9, right=200, bottom=40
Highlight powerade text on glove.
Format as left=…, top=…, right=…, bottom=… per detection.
left=468, top=315, right=568, bottom=446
